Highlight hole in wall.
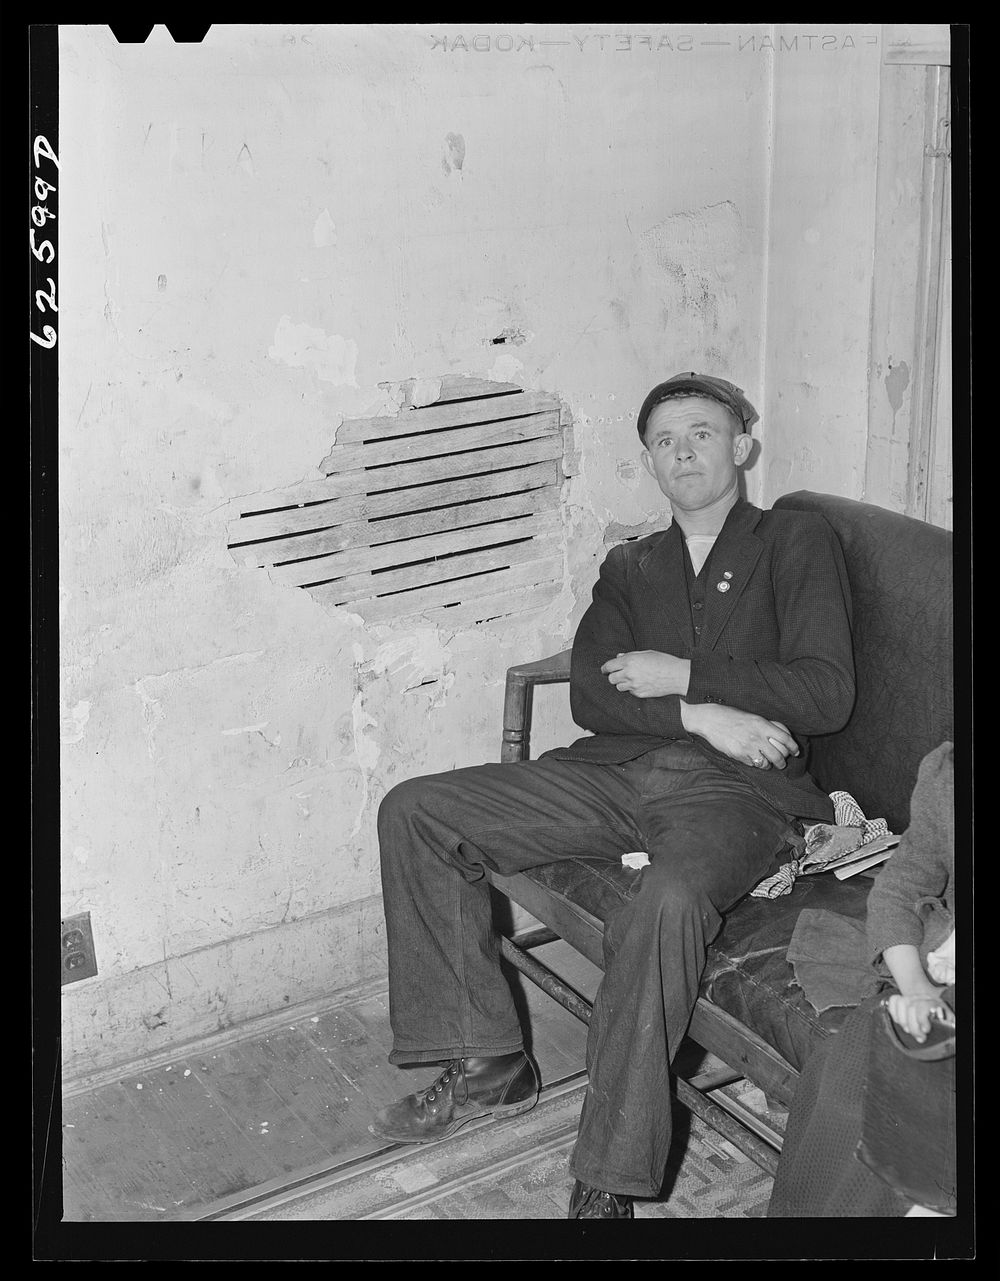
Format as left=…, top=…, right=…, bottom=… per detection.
left=227, top=376, right=575, bottom=625
left=489, top=326, right=528, bottom=347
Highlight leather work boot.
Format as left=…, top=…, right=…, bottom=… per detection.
left=368, top=1051, right=540, bottom=1144
left=567, top=1179, right=635, bottom=1218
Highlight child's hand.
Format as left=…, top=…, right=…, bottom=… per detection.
left=886, top=991, right=951, bottom=1043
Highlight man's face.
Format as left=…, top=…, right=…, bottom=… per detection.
left=640, top=396, right=752, bottom=512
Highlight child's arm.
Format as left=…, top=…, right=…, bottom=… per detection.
left=866, top=744, right=954, bottom=1044
left=882, top=943, right=949, bottom=1042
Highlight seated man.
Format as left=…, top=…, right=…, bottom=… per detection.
left=369, top=372, right=856, bottom=1218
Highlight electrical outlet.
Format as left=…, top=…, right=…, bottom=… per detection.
left=61, top=912, right=98, bottom=985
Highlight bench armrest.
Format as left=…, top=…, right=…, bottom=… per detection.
left=501, top=648, right=572, bottom=763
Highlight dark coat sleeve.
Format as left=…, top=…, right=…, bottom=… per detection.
left=866, top=742, right=955, bottom=962
left=685, top=516, right=856, bottom=736
left=569, top=543, right=688, bottom=739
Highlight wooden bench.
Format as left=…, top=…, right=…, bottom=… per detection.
left=484, top=490, right=954, bottom=1175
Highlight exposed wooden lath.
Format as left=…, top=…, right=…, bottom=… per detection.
left=228, top=379, right=573, bottom=625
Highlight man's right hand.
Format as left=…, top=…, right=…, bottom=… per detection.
left=679, top=701, right=799, bottom=770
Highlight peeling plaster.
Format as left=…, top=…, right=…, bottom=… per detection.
left=410, top=377, right=442, bottom=408
left=134, top=680, right=165, bottom=759
left=488, top=352, right=523, bottom=383
left=365, top=630, right=456, bottom=707
left=642, top=201, right=744, bottom=268
left=348, top=691, right=379, bottom=837
left=268, top=316, right=359, bottom=387
left=490, top=326, right=532, bottom=347
left=312, top=208, right=336, bottom=247
left=365, top=631, right=452, bottom=684
left=349, top=695, right=379, bottom=772
left=345, top=630, right=459, bottom=832
left=442, top=132, right=466, bottom=174
left=221, top=722, right=282, bottom=748
left=61, top=700, right=92, bottom=745
left=128, top=652, right=271, bottom=759
left=639, top=201, right=743, bottom=331
left=884, top=359, right=911, bottom=415
left=135, top=650, right=267, bottom=687
left=603, top=514, right=672, bottom=546
left=614, top=457, right=642, bottom=489
left=373, top=381, right=409, bottom=414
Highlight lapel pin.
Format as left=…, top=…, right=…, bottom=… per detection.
left=716, top=581, right=730, bottom=593
left=723, top=571, right=733, bottom=579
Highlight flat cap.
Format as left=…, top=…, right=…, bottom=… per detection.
left=636, top=373, right=759, bottom=441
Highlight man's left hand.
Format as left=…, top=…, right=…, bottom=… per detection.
left=601, top=650, right=691, bottom=698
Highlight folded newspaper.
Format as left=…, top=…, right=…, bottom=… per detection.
left=800, top=825, right=900, bottom=878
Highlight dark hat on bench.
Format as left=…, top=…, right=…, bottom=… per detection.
left=636, top=373, right=760, bottom=442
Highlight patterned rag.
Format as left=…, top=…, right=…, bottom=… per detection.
left=750, top=790, right=890, bottom=899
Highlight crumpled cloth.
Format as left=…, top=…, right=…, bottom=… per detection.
left=750, top=790, right=890, bottom=899
left=786, top=908, right=882, bottom=1013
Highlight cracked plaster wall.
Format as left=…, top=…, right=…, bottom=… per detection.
left=759, top=35, right=883, bottom=505
left=59, top=23, right=882, bottom=1077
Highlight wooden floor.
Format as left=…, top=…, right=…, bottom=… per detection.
left=62, top=940, right=602, bottom=1222
left=61, top=939, right=779, bottom=1222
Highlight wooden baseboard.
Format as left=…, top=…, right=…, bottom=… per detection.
left=61, top=894, right=388, bottom=1092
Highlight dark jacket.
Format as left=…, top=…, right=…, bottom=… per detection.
left=866, top=741, right=954, bottom=965
left=547, top=498, right=856, bottom=821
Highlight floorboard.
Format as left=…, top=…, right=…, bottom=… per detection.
left=118, top=1057, right=279, bottom=1202
left=60, top=944, right=768, bottom=1222
left=63, top=1082, right=202, bottom=1220
left=198, top=1039, right=339, bottom=1172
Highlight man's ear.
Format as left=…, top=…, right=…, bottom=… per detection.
left=640, top=448, right=656, bottom=478
left=733, top=433, right=753, bottom=466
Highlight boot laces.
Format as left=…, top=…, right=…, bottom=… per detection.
left=597, top=1192, right=626, bottom=1216
left=421, top=1059, right=468, bottom=1105
left=578, top=1185, right=631, bottom=1217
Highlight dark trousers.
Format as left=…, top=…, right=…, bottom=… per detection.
left=767, top=994, right=909, bottom=1216
left=377, top=741, right=794, bottom=1198
left=769, top=991, right=954, bottom=1217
